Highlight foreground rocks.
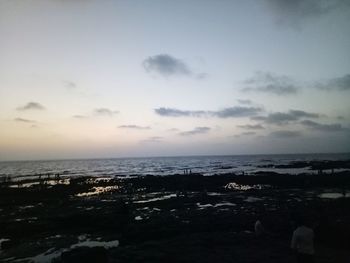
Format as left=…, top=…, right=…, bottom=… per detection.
left=0, top=172, right=350, bottom=262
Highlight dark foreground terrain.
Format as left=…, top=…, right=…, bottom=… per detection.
left=1, top=170, right=350, bottom=262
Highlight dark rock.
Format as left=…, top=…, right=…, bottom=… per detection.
left=61, top=247, right=108, bottom=263
left=1, top=239, right=15, bottom=250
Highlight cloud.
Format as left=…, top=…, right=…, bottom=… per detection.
left=242, top=132, right=256, bottom=136
left=118, top=125, right=151, bottom=130
left=14, top=118, right=36, bottom=123
left=196, top=72, right=208, bottom=80
left=300, top=120, right=349, bottom=132
left=17, top=102, right=45, bottom=111
left=237, top=124, right=265, bottom=130
left=264, top=0, right=349, bottom=28
left=233, top=131, right=257, bottom=138
left=167, top=128, right=180, bottom=132
left=63, top=80, right=77, bottom=89
left=214, top=106, right=262, bottom=118
left=179, top=127, right=211, bottom=136
left=242, top=71, right=298, bottom=95
left=252, top=109, right=320, bottom=125
left=237, top=99, right=253, bottom=105
left=316, top=74, right=350, bottom=91
left=93, top=108, right=118, bottom=116
left=140, top=136, right=163, bottom=143
left=155, top=107, right=207, bottom=117
left=155, top=106, right=262, bottom=118
left=269, top=130, right=302, bottom=138
left=72, top=115, right=88, bottom=119
left=143, top=54, right=192, bottom=77
left=289, top=110, right=321, bottom=118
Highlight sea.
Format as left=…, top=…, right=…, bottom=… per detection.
left=1, top=153, right=350, bottom=181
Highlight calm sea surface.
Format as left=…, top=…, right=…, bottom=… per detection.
left=0, top=153, right=349, bottom=179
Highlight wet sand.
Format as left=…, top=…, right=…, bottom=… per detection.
left=1, top=171, right=350, bottom=262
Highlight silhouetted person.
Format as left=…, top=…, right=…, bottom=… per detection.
left=291, top=217, right=314, bottom=263
left=55, top=173, right=60, bottom=183
left=255, top=215, right=274, bottom=238
left=254, top=218, right=265, bottom=237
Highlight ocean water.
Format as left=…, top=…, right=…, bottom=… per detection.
left=0, top=153, right=349, bottom=180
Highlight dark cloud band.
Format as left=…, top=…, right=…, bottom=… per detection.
left=300, top=120, right=349, bottom=132
left=155, top=106, right=262, bottom=118
left=252, top=109, right=320, bottom=125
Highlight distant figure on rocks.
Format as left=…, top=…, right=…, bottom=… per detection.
left=55, top=173, right=60, bottom=183
left=254, top=216, right=273, bottom=238
left=183, top=168, right=193, bottom=175
left=291, top=217, right=314, bottom=263
left=254, top=219, right=266, bottom=237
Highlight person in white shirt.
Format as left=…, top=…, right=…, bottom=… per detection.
left=291, top=217, right=314, bottom=263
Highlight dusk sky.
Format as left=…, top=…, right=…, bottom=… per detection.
left=0, top=0, right=350, bottom=161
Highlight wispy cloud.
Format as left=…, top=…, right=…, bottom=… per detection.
left=72, top=115, right=88, bottom=119
left=264, top=0, right=349, bottom=28
left=237, top=99, right=253, bottom=105
left=196, top=72, right=208, bottom=80
left=316, top=74, right=350, bottom=91
left=167, top=128, right=180, bottom=132
left=179, top=127, right=211, bottom=136
left=118, top=125, right=151, bottom=130
left=233, top=131, right=257, bottom=138
left=242, top=132, right=256, bottom=136
left=63, top=80, right=77, bottom=89
left=16, top=102, right=45, bottom=111
left=237, top=124, right=265, bottom=130
left=300, top=120, right=349, bottom=132
left=269, top=130, right=302, bottom=138
left=93, top=108, right=118, bottom=116
left=14, top=118, right=36, bottom=123
left=140, top=136, right=163, bottom=143
left=155, top=106, right=262, bottom=118
left=252, top=109, right=320, bottom=125
left=242, top=71, right=298, bottom=95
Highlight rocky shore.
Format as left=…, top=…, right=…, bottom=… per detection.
left=1, top=170, right=350, bottom=262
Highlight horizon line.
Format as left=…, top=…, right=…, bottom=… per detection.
left=1, top=151, right=349, bottom=163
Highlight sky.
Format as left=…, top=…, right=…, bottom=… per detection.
left=0, top=0, right=350, bottom=161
